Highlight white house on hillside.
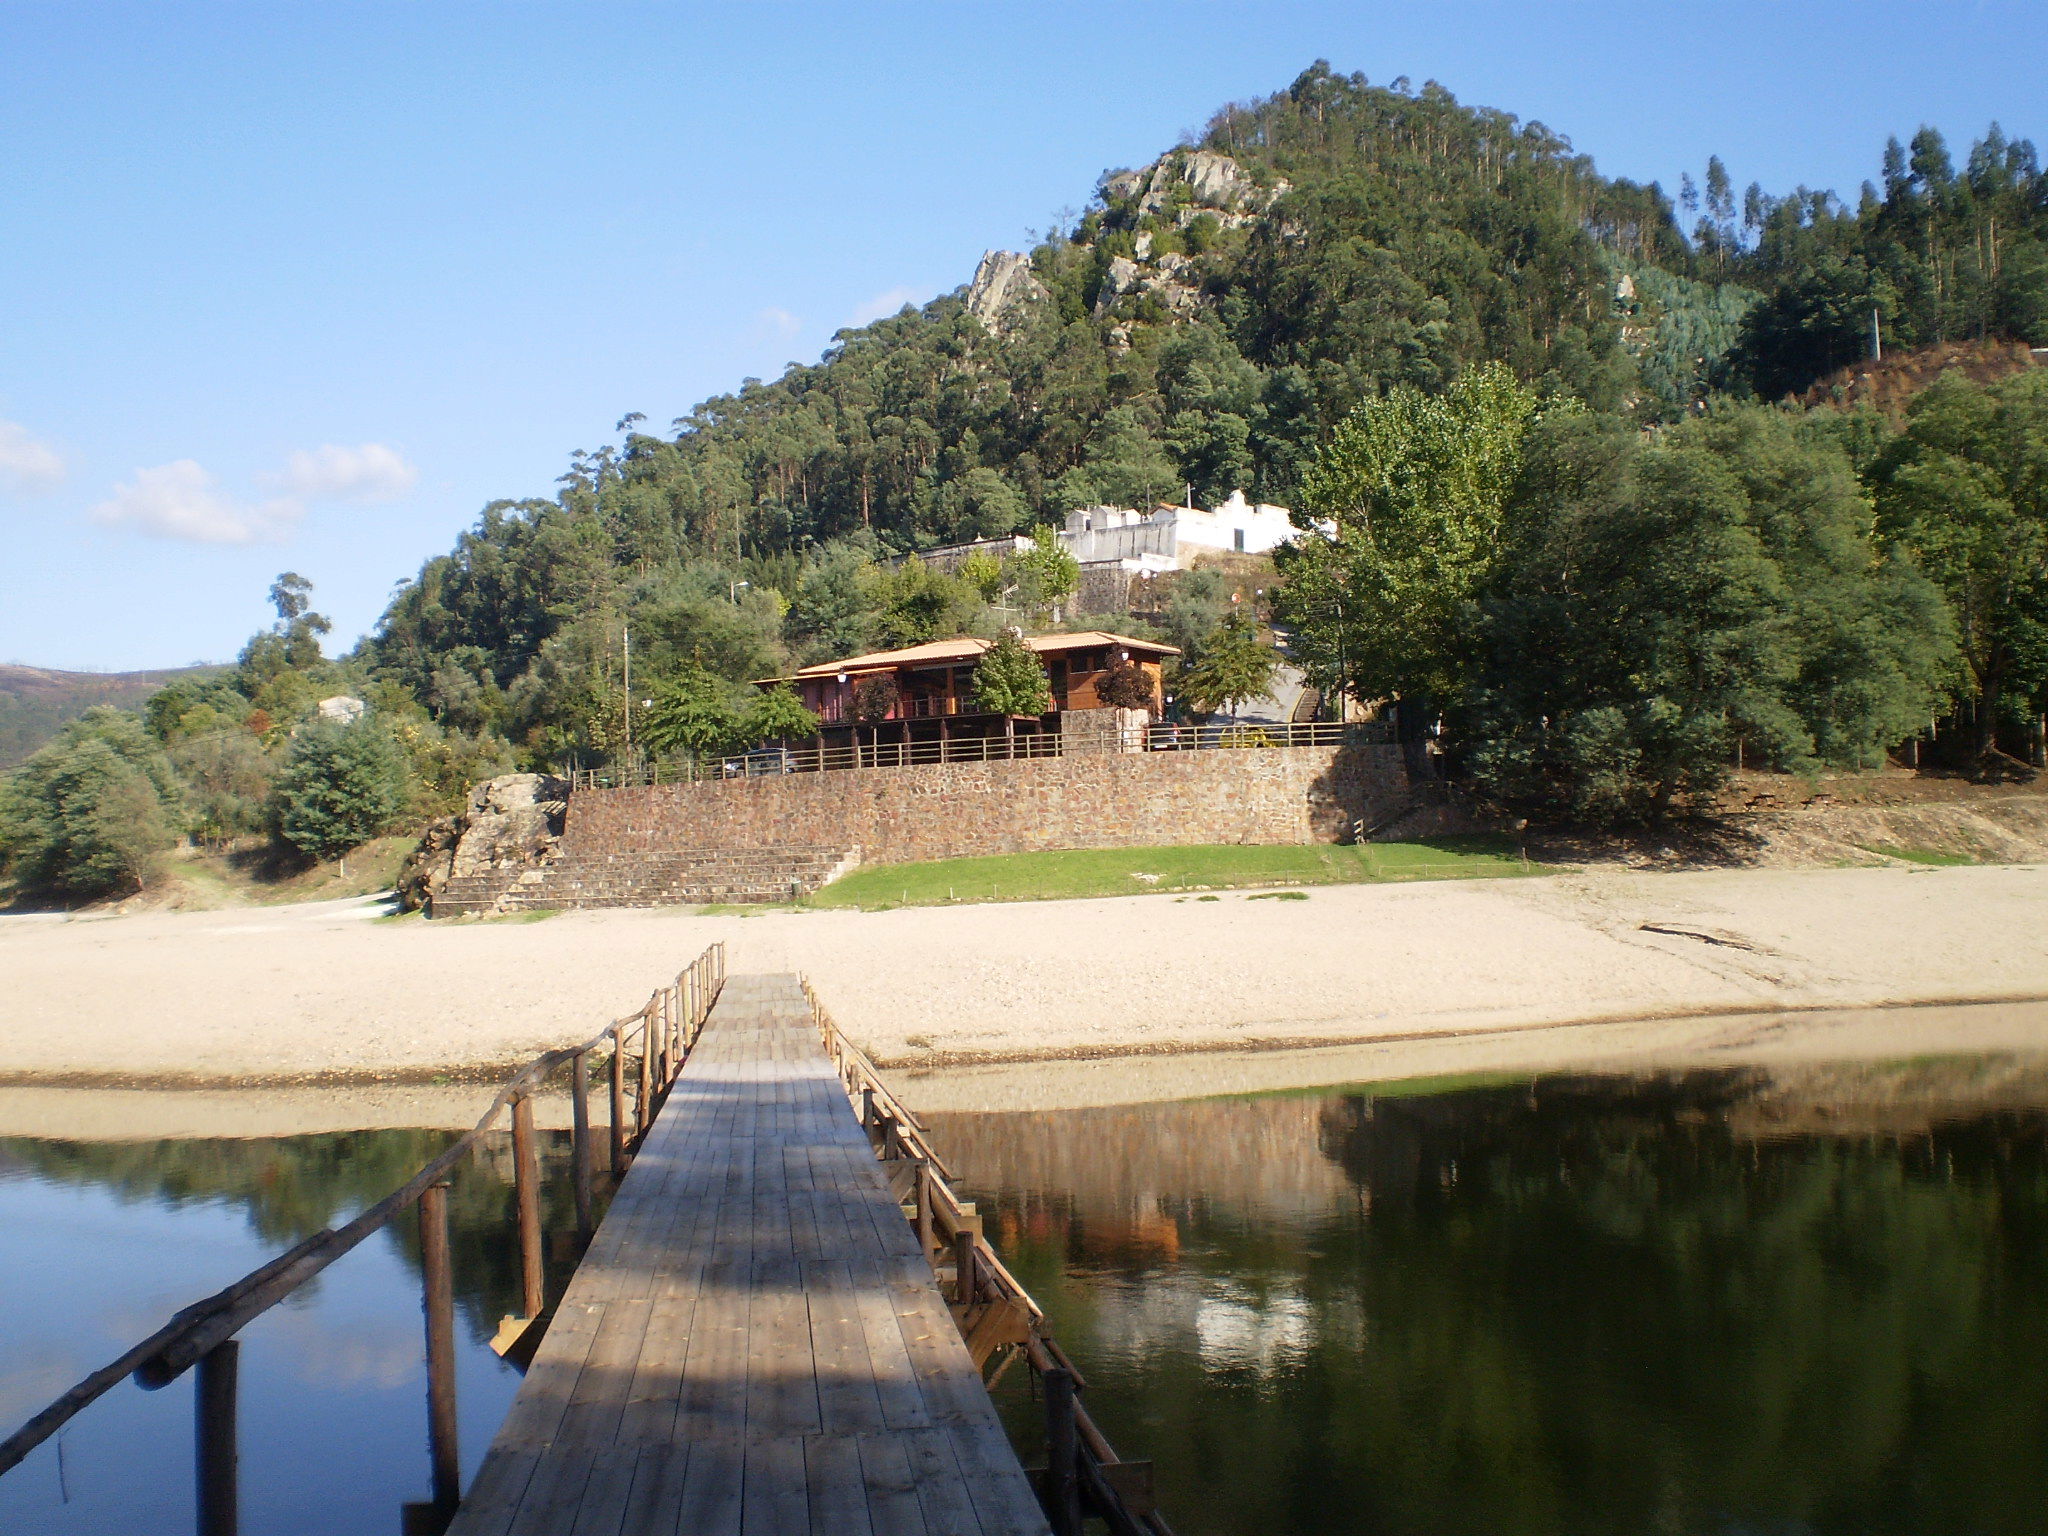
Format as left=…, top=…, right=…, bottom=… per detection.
left=1062, top=490, right=1296, bottom=564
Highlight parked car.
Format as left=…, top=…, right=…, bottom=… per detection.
left=720, top=748, right=797, bottom=778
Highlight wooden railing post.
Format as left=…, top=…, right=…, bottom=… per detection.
left=1042, top=1367, right=1081, bottom=1536
left=418, top=1182, right=460, bottom=1515
left=196, top=1339, right=239, bottom=1536
left=913, top=1159, right=934, bottom=1260
left=570, top=1050, right=595, bottom=1238
left=637, top=1019, right=653, bottom=1138
left=511, top=1095, right=544, bottom=1321
left=953, top=1225, right=978, bottom=1307
left=608, top=1031, right=627, bottom=1173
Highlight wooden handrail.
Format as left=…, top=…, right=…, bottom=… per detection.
left=804, top=977, right=1175, bottom=1536
left=0, top=942, right=727, bottom=1487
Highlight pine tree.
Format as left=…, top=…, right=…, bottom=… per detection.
left=269, top=718, right=411, bottom=862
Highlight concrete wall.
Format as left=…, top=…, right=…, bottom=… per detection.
left=562, top=744, right=1410, bottom=868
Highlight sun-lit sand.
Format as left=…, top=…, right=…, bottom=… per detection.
left=2, top=864, right=2045, bottom=1113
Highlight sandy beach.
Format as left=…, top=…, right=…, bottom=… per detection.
left=2, top=863, right=2045, bottom=1099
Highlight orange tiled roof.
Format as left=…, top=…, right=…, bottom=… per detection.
left=786, top=631, right=1177, bottom=680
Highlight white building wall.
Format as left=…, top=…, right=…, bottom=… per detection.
left=1060, top=491, right=1295, bottom=564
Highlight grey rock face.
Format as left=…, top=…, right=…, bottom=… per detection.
left=395, top=772, right=568, bottom=912
left=964, top=250, right=1050, bottom=334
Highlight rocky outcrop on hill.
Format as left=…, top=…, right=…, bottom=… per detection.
left=964, top=250, right=1051, bottom=334
left=396, top=772, right=567, bottom=912
left=1102, top=149, right=1288, bottom=227
left=1090, top=149, right=1287, bottom=321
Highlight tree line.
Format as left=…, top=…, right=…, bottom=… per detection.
left=0, top=575, right=511, bottom=900
left=1281, top=365, right=2045, bottom=821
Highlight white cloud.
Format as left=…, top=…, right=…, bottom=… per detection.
left=754, top=306, right=803, bottom=341
left=88, top=460, right=301, bottom=544
left=847, top=285, right=927, bottom=327
left=272, top=441, right=417, bottom=503
left=0, top=419, right=65, bottom=492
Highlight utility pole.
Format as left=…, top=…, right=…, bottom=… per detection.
left=1872, top=308, right=1883, bottom=363
left=622, top=624, right=632, bottom=756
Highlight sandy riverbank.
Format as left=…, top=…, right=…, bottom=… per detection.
left=1, top=864, right=2044, bottom=1091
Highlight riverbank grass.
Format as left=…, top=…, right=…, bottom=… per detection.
left=800, top=836, right=1535, bottom=911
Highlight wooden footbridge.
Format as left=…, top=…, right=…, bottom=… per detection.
left=0, top=946, right=1169, bottom=1536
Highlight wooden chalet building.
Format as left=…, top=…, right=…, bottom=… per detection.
left=763, top=631, right=1177, bottom=755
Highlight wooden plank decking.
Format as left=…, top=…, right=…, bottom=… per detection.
left=446, top=972, right=1052, bottom=1536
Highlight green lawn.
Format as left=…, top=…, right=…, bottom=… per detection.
left=802, top=836, right=1536, bottom=911
left=1854, top=842, right=1979, bottom=866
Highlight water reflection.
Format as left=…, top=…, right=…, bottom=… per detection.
left=0, top=1127, right=583, bottom=1536
left=937, top=1059, right=2048, bottom=1536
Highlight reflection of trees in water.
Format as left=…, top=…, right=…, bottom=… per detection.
left=1314, top=1068, right=1768, bottom=1205
left=963, top=1074, right=2048, bottom=1536
left=2, top=1131, right=585, bottom=1344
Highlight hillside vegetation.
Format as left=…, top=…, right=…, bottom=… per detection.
left=6, top=64, right=2047, bottom=902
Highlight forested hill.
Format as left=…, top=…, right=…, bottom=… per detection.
left=358, top=62, right=2048, bottom=764
left=0, top=664, right=224, bottom=768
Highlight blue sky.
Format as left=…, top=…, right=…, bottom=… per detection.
left=3, top=1, right=2043, bottom=671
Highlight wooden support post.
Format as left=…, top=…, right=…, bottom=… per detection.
left=1043, top=1366, right=1081, bottom=1536
left=608, top=1034, right=627, bottom=1173
left=637, top=1021, right=653, bottom=1138
left=913, top=1159, right=934, bottom=1261
left=861, top=1087, right=876, bottom=1140
left=953, top=1226, right=977, bottom=1307
left=196, top=1339, right=239, bottom=1536
left=571, top=1050, right=595, bottom=1238
left=511, top=1095, right=544, bottom=1320
left=418, top=1183, right=461, bottom=1514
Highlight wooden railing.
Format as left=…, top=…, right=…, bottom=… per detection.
left=0, top=943, right=727, bottom=1536
left=805, top=979, right=1176, bottom=1536
left=566, top=717, right=1392, bottom=791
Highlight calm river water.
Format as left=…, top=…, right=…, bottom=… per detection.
left=939, top=1057, right=2048, bottom=1536
left=4, top=1056, right=2047, bottom=1534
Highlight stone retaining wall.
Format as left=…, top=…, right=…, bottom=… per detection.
left=561, top=745, right=1411, bottom=867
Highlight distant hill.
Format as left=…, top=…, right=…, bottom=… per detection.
left=0, top=664, right=224, bottom=768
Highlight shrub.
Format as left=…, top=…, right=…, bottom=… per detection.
left=1095, top=661, right=1156, bottom=710
left=851, top=674, right=900, bottom=723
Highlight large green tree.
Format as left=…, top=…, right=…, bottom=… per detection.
left=1281, top=362, right=1541, bottom=715
left=1178, top=610, right=1281, bottom=719
left=1872, top=370, right=2048, bottom=756
left=971, top=632, right=1053, bottom=750
left=641, top=669, right=746, bottom=760
left=1466, top=429, right=1802, bottom=822
left=1, top=709, right=182, bottom=897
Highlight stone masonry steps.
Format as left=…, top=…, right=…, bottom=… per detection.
left=430, top=845, right=857, bottom=917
